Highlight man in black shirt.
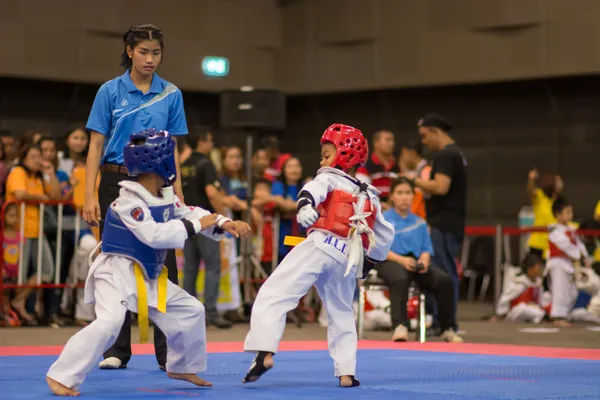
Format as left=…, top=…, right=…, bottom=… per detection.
left=180, top=129, right=232, bottom=329
left=406, top=114, right=467, bottom=323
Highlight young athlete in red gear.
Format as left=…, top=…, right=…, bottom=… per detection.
left=243, top=124, right=395, bottom=387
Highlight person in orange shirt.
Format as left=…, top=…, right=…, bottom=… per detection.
left=400, top=140, right=431, bottom=219
left=5, top=143, right=61, bottom=324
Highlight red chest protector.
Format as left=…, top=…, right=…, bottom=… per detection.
left=549, top=228, right=578, bottom=258
left=309, top=189, right=375, bottom=249
left=510, top=286, right=540, bottom=308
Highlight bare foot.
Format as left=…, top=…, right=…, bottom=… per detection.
left=46, top=376, right=80, bottom=396
left=553, top=319, right=571, bottom=328
left=339, top=375, right=360, bottom=387
left=167, top=372, right=213, bottom=387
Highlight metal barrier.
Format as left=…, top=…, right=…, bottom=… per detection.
left=0, top=199, right=82, bottom=305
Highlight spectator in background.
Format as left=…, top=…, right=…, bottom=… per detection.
left=220, top=146, right=249, bottom=221
left=177, top=134, right=192, bottom=164
left=57, top=127, right=89, bottom=176
left=180, top=129, right=232, bottom=329
left=270, top=157, right=305, bottom=262
left=0, top=141, right=8, bottom=202
left=39, top=137, right=72, bottom=199
left=400, top=139, right=431, bottom=219
left=378, top=178, right=461, bottom=342
left=5, top=143, right=61, bottom=325
left=526, top=168, right=563, bottom=260
left=356, top=130, right=398, bottom=206
left=252, top=148, right=271, bottom=181
left=406, top=114, right=467, bottom=323
left=0, top=129, right=17, bottom=165
left=262, top=136, right=291, bottom=181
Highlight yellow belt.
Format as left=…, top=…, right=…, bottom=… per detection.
left=133, top=263, right=168, bottom=343
left=284, top=235, right=305, bottom=247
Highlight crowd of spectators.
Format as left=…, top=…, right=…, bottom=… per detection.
left=2, top=116, right=600, bottom=340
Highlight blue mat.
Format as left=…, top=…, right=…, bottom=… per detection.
left=2, top=350, right=600, bottom=399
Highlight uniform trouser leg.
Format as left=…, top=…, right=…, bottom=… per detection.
left=314, top=259, right=358, bottom=377
left=244, top=240, right=324, bottom=354
left=154, top=249, right=178, bottom=367
left=506, top=303, right=545, bottom=323
left=99, top=171, right=137, bottom=364
left=549, top=267, right=578, bottom=319
left=150, top=280, right=207, bottom=374
left=47, top=264, right=128, bottom=390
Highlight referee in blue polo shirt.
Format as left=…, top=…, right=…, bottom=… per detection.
left=82, top=24, right=188, bottom=372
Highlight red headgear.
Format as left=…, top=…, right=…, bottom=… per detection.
left=320, top=124, right=368, bottom=171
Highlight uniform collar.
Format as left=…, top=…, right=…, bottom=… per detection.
left=121, top=69, right=164, bottom=94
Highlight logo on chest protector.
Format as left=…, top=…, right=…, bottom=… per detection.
left=323, top=235, right=347, bottom=255
left=163, top=208, right=170, bottom=222
left=131, top=207, right=144, bottom=222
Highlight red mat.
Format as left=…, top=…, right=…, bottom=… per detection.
left=1, top=340, right=599, bottom=360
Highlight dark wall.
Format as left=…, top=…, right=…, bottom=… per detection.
left=2, top=75, right=600, bottom=227
left=283, top=76, right=600, bottom=226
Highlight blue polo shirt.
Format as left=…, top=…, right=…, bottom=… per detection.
left=86, top=70, right=188, bottom=165
left=383, top=209, right=434, bottom=258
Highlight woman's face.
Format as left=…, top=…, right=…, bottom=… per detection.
left=128, top=39, right=162, bottom=78
left=283, top=157, right=302, bottom=182
left=224, top=147, right=243, bottom=173
left=40, top=140, right=56, bottom=163
left=23, top=148, right=42, bottom=172
left=390, top=183, right=414, bottom=211
left=67, top=129, right=88, bottom=155
left=252, top=150, right=269, bottom=172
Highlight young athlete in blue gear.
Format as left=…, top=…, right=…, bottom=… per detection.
left=46, top=129, right=251, bottom=396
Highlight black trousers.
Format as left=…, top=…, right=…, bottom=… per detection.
left=375, top=260, right=456, bottom=332
left=98, top=170, right=175, bottom=367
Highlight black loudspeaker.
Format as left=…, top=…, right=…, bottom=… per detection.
left=219, top=89, right=286, bottom=131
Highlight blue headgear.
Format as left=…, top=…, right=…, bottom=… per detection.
left=123, top=129, right=177, bottom=185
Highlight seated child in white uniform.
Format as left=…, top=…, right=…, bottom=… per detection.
left=495, top=253, right=550, bottom=323
left=46, top=129, right=250, bottom=396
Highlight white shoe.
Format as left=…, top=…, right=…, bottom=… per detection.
left=441, top=329, right=464, bottom=343
left=392, top=325, right=408, bottom=342
left=98, top=357, right=125, bottom=369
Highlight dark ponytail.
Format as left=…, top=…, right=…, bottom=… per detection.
left=120, top=24, right=164, bottom=70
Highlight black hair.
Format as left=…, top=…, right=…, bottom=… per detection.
left=552, top=196, right=571, bottom=216
left=373, top=130, right=394, bottom=142
left=0, top=140, right=5, bottom=162
left=0, top=129, right=13, bottom=138
left=522, top=252, right=543, bottom=272
left=120, top=24, right=164, bottom=70
left=17, top=142, right=44, bottom=180
left=188, top=126, right=214, bottom=149
left=402, top=138, right=424, bottom=157
left=254, top=178, right=272, bottom=188
left=390, top=177, right=415, bottom=194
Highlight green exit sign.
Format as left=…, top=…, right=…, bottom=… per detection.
left=202, top=56, right=229, bottom=77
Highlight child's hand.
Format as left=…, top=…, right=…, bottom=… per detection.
left=528, top=168, right=539, bottom=181
left=222, top=221, right=251, bottom=238
left=199, top=214, right=218, bottom=231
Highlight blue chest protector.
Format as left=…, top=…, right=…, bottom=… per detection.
left=102, top=203, right=175, bottom=279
